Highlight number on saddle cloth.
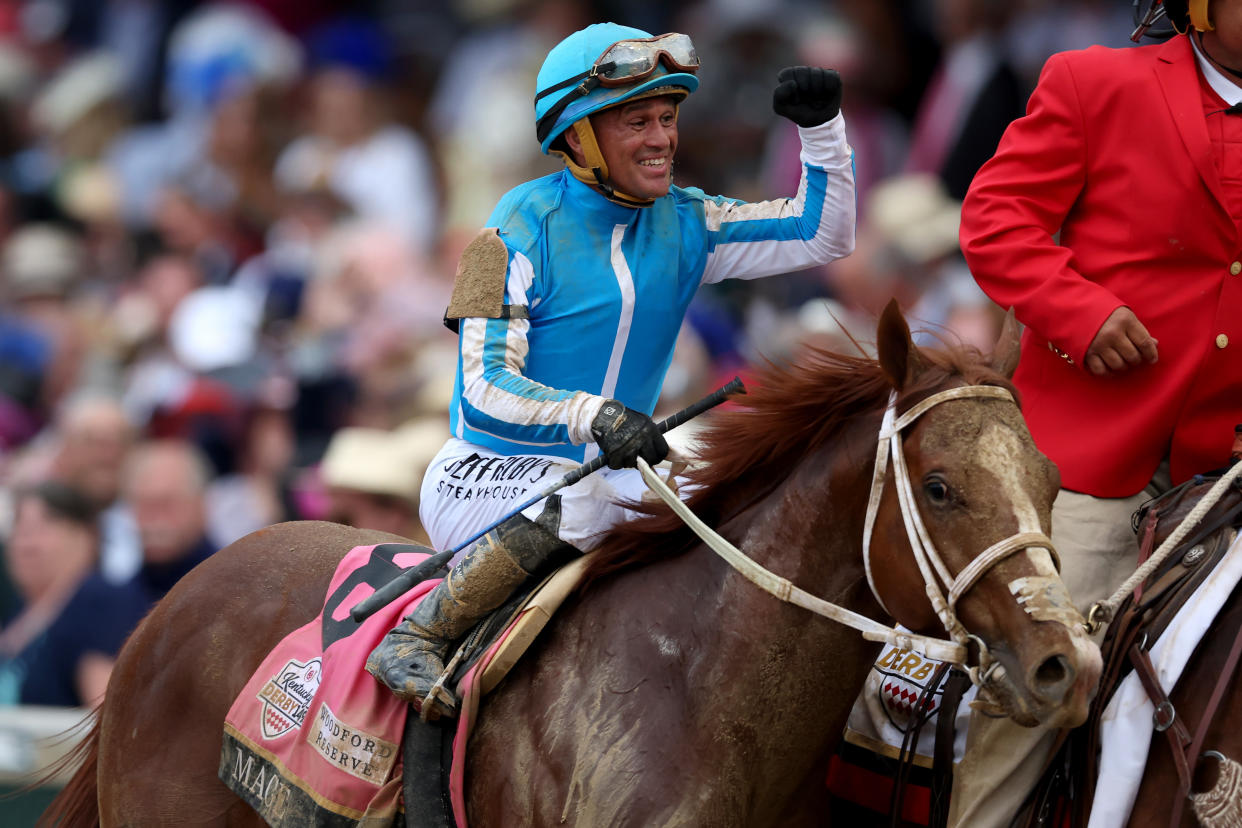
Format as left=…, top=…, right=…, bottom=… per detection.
left=321, top=541, right=557, bottom=676
left=321, top=543, right=437, bottom=649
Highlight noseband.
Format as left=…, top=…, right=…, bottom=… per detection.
left=862, top=386, right=1059, bottom=685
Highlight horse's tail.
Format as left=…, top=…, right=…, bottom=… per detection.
left=34, top=708, right=101, bottom=828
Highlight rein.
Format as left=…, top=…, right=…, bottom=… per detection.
left=637, top=458, right=965, bottom=663
left=636, top=384, right=1059, bottom=686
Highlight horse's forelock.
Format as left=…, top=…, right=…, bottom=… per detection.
left=913, top=333, right=1020, bottom=404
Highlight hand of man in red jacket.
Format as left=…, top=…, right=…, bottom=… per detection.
left=1084, top=307, right=1159, bottom=376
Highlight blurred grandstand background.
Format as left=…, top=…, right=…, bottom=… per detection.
left=0, top=1, right=1139, bottom=819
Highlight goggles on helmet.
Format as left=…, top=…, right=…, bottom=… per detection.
left=535, top=33, right=699, bottom=144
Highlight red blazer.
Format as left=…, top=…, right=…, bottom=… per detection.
left=961, top=35, right=1242, bottom=497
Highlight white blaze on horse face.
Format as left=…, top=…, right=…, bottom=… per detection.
left=974, top=422, right=1080, bottom=625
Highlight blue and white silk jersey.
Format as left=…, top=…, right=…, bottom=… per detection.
left=449, top=115, right=855, bottom=464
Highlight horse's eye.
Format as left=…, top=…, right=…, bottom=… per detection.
left=924, top=476, right=951, bottom=504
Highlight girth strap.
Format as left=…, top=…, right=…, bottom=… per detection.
left=1128, top=641, right=1194, bottom=791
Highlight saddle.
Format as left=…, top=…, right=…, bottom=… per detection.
left=1025, top=468, right=1242, bottom=828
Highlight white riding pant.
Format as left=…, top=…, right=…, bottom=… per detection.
left=419, top=437, right=677, bottom=563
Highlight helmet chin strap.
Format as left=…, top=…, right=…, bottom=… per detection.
left=551, top=119, right=658, bottom=209
left=1189, top=0, right=1213, bottom=33
left=571, top=119, right=611, bottom=183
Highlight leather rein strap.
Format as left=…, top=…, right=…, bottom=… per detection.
left=637, top=384, right=1061, bottom=686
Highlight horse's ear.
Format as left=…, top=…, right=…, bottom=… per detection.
left=876, top=299, right=926, bottom=391
left=989, top=307, right=1021, bottom=379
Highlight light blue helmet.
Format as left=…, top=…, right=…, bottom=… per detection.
left=534, top=23, right=700, bottom=154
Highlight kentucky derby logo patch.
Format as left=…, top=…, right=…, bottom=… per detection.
left=256, top=657, right=322, bottom=739
left=873, top=646, right=942, bottom=732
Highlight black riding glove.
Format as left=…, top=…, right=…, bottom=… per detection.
left=772, top=66, right=843, bottom=128
left=590, top=400, right=669, bottom=470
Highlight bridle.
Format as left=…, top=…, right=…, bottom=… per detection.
left=861, top=385, right=1060, bottom=686
left=638, top=383, right=1061, bottom=689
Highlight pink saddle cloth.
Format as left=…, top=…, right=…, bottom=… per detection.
left=220, top=543, right=436, bottom=827
left=220, top=542, right=578, bottom=827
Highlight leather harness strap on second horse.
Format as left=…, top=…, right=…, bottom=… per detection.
left=1072, top=475, right=1242, bottom=827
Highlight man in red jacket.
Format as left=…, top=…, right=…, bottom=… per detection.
left=951, top=1, right=1242, bottom=824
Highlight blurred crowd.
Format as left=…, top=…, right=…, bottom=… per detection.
left=0, top=0, right=1137, bottom=708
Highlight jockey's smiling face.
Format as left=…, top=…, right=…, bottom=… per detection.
left=569, top=96, right=680, bottom=200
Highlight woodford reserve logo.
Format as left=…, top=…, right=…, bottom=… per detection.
left=256, top=657, right=322, bottom=739
left=307, top=703, right=398, bottom=784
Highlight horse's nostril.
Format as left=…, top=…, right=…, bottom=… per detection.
left=1032, top=653, right=1074, bottom=701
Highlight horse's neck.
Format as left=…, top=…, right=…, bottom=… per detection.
left=468, top=437, right=888, bottom=825
left=635, top=447, right=884, bottom=806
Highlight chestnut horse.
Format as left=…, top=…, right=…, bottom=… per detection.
left=43, top=305, right=1101, bottom=827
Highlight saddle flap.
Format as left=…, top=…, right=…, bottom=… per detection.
left=446, top=554, right=592, bottom=701
left=477, top=555, right=591, bottom=696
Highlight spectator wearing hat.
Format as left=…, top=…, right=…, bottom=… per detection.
left=29, top=52, right=127, bottom=166
left=823, top=172, right=1000, bottom=350
left=870, top=173, right=1000, bottom=350
left=10, top=51, right=129, bottom=217
left=273, top=16, right=439, bottom=257
left=319, top=419, right=446, bottom=545
left=105, top=247, right=252, bottom=496
left=106, top=4, right=303, bottom=229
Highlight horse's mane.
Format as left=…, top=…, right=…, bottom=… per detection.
left=579, top=338, right=1017, bottom=587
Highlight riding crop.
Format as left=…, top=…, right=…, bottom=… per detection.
left=350, top=376, right=746, bottom=622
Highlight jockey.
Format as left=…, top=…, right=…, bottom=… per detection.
left=367, top=22, right=857, bottom=717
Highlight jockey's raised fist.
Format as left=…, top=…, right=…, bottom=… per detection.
left=772, top=66, right=843, bottom=128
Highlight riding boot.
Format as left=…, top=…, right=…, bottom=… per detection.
left=365, top=509, right=578, bottom=718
